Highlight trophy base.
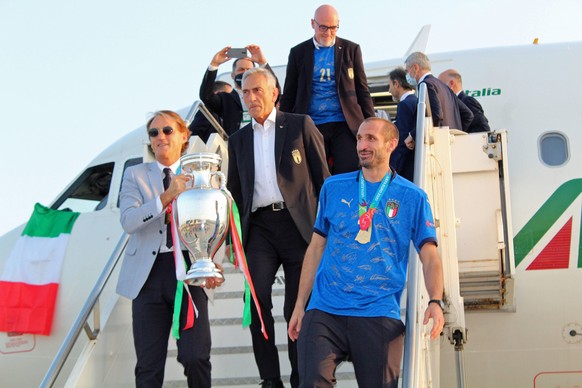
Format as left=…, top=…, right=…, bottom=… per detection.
left=184, top=261, right=224, bottom=287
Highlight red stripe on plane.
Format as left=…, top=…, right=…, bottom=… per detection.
left=527, top=218, right=572, bottom=270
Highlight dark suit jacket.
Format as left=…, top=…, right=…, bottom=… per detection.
left=280, top=37, right=375, bottom=136
left=227, top=110, right=330, bottom=245
left=199, top=65, right=280, bottom=137
left=189, top=110, right=221, bottom=142
left=458, top=91, right=490, bottom=133
left=418, top=74, right=474, bottom=134
left=391, top=93, right=418, bottom=181
left=199, top=69, right=244, bottom=136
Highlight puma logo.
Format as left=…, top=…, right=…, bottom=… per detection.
left=341, top=198, right=353, bottom=207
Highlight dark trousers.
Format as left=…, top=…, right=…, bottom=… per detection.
left=245, top=208, right=307, bottom=388
left=297, top=309, right=405, bottom=388
left=132, top=252, right=211, bottom=388
left=316, top=121, right=359, bottom=174
left=391, top=145, right=415, bottom=182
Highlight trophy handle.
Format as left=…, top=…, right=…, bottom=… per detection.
left=211, top=171, right=227, bottom=190
left=187, top=171, right=196, bottom=189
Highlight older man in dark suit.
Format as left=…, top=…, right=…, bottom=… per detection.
left=228, top=67, right=329, bottom=388
left=438, top=69, right=491, bottom=133
left=280, top=4, right=375, bottom=174
left=404, top=52, right=474, bottom=150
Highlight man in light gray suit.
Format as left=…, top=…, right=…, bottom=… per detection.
left=116, top=110, right=222, bottom=388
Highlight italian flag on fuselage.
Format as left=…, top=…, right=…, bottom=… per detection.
left=0, top=203, right=79, bottom=335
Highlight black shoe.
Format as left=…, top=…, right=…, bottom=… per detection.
left=260, top=378, right=284, bottom=388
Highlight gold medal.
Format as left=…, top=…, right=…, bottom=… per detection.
left=355, top=227, right=371, bottom=244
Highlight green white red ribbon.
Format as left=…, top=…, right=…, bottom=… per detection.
left=225, top=192, right=268, bottom=340
left=168, top=201, right=197, bottom=340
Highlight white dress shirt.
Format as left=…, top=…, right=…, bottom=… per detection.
left=251, top=108, right=285, bottom=211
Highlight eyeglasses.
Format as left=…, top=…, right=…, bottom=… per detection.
left=148, top=126, right=174, bottom=137
left=313, top=20, right=339, bottom=32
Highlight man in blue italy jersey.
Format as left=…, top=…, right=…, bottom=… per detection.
left=288, top=117, right=445, bottom=387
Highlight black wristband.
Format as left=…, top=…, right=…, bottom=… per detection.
left=428, top=299, right=445, bottom=310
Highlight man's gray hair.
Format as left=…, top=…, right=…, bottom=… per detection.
left=242, top=67, right=277, bottom=90
left=405, top=51, right=431, bottom=71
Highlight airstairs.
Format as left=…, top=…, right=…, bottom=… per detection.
left=400, top=84, right=514, bottom=387
left=26, top=94, right=514, bottom=387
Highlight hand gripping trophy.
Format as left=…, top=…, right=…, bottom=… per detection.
left=173, top=152, right=227, bottom=286
left=170, top=152, right=269, bottom=339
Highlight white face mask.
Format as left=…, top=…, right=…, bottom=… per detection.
left=406, top=73, right=418, bottom=88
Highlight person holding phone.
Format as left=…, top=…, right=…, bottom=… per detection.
left=199, top=45, right=279, bottom=137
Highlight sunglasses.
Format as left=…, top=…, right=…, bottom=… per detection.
left=148, top=126, right=174, bottom=137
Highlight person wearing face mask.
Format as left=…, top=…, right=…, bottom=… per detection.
left=404, top=51, right=474, bottom=151
left=199, top=44, right=279, bottom=137
left=280, top=4, right=375, bottom=175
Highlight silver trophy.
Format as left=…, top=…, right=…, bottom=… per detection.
left=174, top=152, right=228, bottom=286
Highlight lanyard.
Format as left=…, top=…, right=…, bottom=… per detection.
left=358, top=170, right=392, bottom=231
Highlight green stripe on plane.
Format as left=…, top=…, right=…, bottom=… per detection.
left=513, top=179, right=582, bottom=268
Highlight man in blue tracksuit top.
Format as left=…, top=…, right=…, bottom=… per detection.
left=288, top=117, right=445, bottom=387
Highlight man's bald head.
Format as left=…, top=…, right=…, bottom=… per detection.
left=438, top=69, right=463, bottom=94
left=311, top=4, right=340, bottom=47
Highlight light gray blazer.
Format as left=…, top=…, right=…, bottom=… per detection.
left=116, top=162, right=167, bottom=299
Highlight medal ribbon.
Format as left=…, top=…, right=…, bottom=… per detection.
left=358, top=170, right=392, bottom=231
left=164, top=165, right=197, bottom=340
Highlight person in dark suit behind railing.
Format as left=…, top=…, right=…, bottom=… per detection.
left=438, top=69, right=491, bottom=133
left=404, top=52, right=474, bottom=150
left=189, top=80, right=232, bottom=142
left=388, top=67, right=418, bottom=181
left=227, top=67, right=329, bottom=388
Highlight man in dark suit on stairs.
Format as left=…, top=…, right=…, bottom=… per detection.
left=404, top=51, right=474, bottom=151
left=227, top=67, right=330, bottom=388
left=438, top=68, right=491, bottom=133
left=388, top=67, right=418, bottom=181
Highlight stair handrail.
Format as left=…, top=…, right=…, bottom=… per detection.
left=40, top=232, right=129, bottom=388
left=402, top=82, right=431, bottom=388
left=184, top=100, right=229, bottom=141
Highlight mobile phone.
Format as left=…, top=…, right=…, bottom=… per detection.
left=227, top=48, right=248, bottom=59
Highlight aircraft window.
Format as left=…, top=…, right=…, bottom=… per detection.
left=52, top=163, right=114, bottom=213
left=539, top=132, right=569, bottom=167
left=117, top=158, right=143, bottom=208
left=124, top=158, right=143, bottom=170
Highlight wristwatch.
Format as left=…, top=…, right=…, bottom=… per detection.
left=428, top=299, right=445, bottom=310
